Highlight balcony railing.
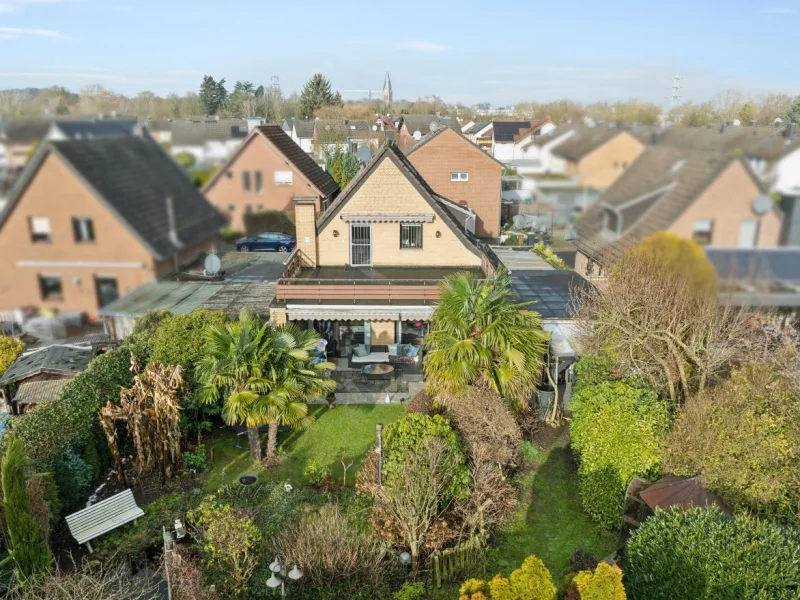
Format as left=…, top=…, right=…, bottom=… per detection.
left=275, top=278, right=441, bottom=303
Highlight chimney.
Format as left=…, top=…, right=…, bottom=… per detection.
left=294, top=199, right=318, bottom=267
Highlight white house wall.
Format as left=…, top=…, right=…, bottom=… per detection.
left=774, top=148, right=800, bottom=196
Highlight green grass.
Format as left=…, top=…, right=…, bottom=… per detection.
left=495, top=432, right=616, bottom=581
left=203, top=404, right=407, bottom=491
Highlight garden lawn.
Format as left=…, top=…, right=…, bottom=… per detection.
left=203, top=404, right=406, bottom=491
left=495, top=429, right=616, bottom=580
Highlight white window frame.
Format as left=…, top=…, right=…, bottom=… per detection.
left=400, top=223, right=423, bottom=249
left=692, top=218, right=713, bottom=246
left=349, top=223, right=372, bottom=267
left=450, top=172, right=469, bottom=182
left=72, top=217, right=95, bottom=243
left=29, top=216, right=51, bottom=243
left=274, top=170, right=293, bottom=185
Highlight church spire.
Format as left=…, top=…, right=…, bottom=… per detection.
left=382, top=72, right=393, bottom=104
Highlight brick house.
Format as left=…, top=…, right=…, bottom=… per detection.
left=270, top=142, right=487, bottom=361
left=0, top=136, right=226, bottom=319
left=572, top=146, right=781, bottom=280
left=406, top=126, right=503, bottom=237
left=204, top=125, right=339, bottom=232
left=552, top=128, right=646, bottom=190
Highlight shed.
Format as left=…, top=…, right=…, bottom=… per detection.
left=639, top=475, right=730, bottom=514
left=65, top=489, right=144, bottom=553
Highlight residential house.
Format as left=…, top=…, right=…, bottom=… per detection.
left=204, top=125, right=340, bottom=231
left=407, top=126, right=503, bottom=237
left=492, top=119, right=556, bottom=163
left=395, top=115, right=458, bottom=152
left=459, top=119, right=476, bottom=133
left=465, top=121, right=493, bottom=151
left=0, top=342, right=94, bottom=414
left=269, top=142, right=488, bottom=401
left=0, top=136, right=226, bottom=319
left=508, top=126, right=577, bottom=176
left=551, top=128, right=646, bottom=190
left=282, top=118, right=315, bottom=154
left=572, top=146, right=781, bottom=280
left=170, top=119, right=249, bottom=166
left=313, top=119, right=385, bottom=157
left=44, top=118, right=143, bottom=142
left=145, top=118, right=173, bottom=144
left=0, top=118, right=52, bottom=171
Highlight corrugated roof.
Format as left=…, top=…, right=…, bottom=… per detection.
left=0, top=345, right=93, bottom=385
left=13, top=378, right=70, bottom=404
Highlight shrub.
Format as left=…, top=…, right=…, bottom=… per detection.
left=174, top=150, right=196, bottom=169
left=182, top=444, right=208, bottom=472
left=150, top=310, right=226, bottom=373
left=0, top=334, right=24, bottom=378
left=219, top=227, right=243, bottom=243
left=571, top=562, right=626, bottom=599
left=570, top=381, right=669, bottom=529
left=243, top=209, right=295, bottom=237
left=458, top=555, right=556, bottom=600
left=302, top=459, right=327, bottom=485
left=532, top=243, right=569, bottom=269
left=573, top=355, right=615, bottom=393
left=124, top=309, right=170, bottom=364
left=394, top=581, right=427, bottom=600
left=624, top=508, right=800, bottom=600
left=663, top=359, right=800, bottom=520
left=52, top=447, right=94, bottom=513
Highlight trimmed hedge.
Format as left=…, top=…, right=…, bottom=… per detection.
left=625, top=508, right=800, bottom=600
left=243, top=209, right=295, bottom=237
left=570, top=381, right=670, bottom=529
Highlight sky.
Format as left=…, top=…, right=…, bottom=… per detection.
left=0, top=0, right=798, bottom=108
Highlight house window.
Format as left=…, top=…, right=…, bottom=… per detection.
left=245, top=204, right=253, bottom=214
left=95, top=277, right=118, bottom=308
left=72, top=217, right=95, bottom=243
left=739, top=219, right=759, bottom=248
left=254, top=171, right=263, bottom=194
left=350, top=224, right=372, bottom=266
left=400, top=223, right=423, bottom=249
left=275, top=170, right=293, bottom=185
left=450, top=172, right=469, bottom=182
left=242, top=170, right=251, bottom=192
left=693, top=218, right=713, bottom=245
left=29, top=217, right=51, bottom=243
left=38, top=275, right=63, bottom=301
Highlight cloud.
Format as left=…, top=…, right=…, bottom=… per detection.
left=0, top=71, right=190, bottom=84
left=394, top=40, right=449, bottom=52
left=0, top=26, right=76, bottom=40
left=0, top=0, right=83, bottom=13
left=758, top=7, right=797, bottom=13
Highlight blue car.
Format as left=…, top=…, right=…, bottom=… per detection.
left=236, top=232, right=296, bottom=253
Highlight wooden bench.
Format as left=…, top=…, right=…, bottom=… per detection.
left=65, top=489, right=144, bottom=553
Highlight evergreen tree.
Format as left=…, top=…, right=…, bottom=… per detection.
left=214, top=78, right=228, bottom=114
left=298, top=73, right=337, bottom=118
left=784, top=95, right=800, bottom=124
left=199, top=75, right=218, bottom=115
left=1, top=437, right=52, bottom=581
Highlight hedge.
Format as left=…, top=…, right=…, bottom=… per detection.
left=625, top=508, right=800, bottom=600
left=243, top=209, right=296, bottom=237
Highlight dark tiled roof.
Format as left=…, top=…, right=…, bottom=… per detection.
left=492, top=121, right=532, bottom=142
left=171, top=119, right=249, bottom=145
left=573, top=146, right=747, bottom=261
left=294, top=119, right=315, bottom=139
left=0, top=345, right=93, bottom=385
left=655, top=125, right=799, bottom=162
left=0, top=137, right=226, bottom=260
left=316, top=142, right=482, bottom=257
left=256, top=125, right=339, bottom=197
left=2, top=118, right=51, bottom=144
left=400, top=115, right=456, bottom=136
left=53, top=119, right=139, bottom=139
left=551, top=128, right=626, bottom=161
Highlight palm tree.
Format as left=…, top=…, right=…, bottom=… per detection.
left=195, top=309, right=271, bottom=461
left=423, top=269, right=549, bottom=408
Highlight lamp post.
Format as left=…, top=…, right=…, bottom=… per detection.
left=267, top=556, right=303, bottom=599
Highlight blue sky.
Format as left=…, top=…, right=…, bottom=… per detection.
left=0, top=0, right=798, bottom=107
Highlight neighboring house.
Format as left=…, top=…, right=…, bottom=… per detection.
left=0, top=343, right=94, bottom=414
left=395, top=115, right=458, bottom=152
left=0, top=118, right=52, bottom=170
left=572, top=146, right=781, bottom=280
left=551, top=128, right=646, bottom=190
left=170, top=119, right=249, bottom=166
left=145, top=118, right=173, bottom=144
left=282, top=118, right=315, bottom=154
left=269, top=142, right=487, bottom=360
left=508, top=125, right=576, bottom=175
left=204, top=125, right=340, bottom=231
left=465, top=121, right=493, bottom=150
left=313, top=119, right=384, bottom=157
left=407, top=126, right=503, bottom=237
left=492, top=119, right=556, bottom=164
left=44, top=118, right=142, bottom=141
left=459, top=119, right=475, bottom=133
left=0, top=136, right=226, bottom=319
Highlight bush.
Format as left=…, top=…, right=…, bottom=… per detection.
left=393, top=581, right=427, bottom=600
left=182, top=444, right=208, bottom=472
left=570, top=381, right=669, bottom=529
left=219, top=227, right=243, bottom=243
left=459, top=554, right=556, bottom=600
left=624, top=508, right=800, bottom=600
left=174, top=151, right=196, bottom=169
left=124, top=309, right=170, bottom=364
left=573, top=355, right=615, bottom=393
left=0, top=334, right=24, bottom=378
left=243, top=209, right=296, bottom=237
left=302, top=459, right=327, bottom=485
left=570, top=562, right=626, bottom=599
left=52, top=447, right=94, bottom=513
left=150, top=310, right=226, bottom=373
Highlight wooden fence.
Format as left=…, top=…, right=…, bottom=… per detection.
left=429, top=537, right=486, bottom=588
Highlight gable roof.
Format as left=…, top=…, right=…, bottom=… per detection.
left=0, top=345, right=93, bottom=386
left=316, top=142, right=482, bottom=257
left=171, top=119, right=249, bottom=146
left=0, top=136, right=226, bottom=261
left=512, top=119, right=550, bottom=143
left=2, top=118, right=51, bottom=144
left=51, top=119, right=140, bottom=140
left=256, top=125, right=339, bottom=196
left=406, top=125, right=505, bottom=168
left=655, top=125, right=799, bottom=162
left=293, top=119, right=316, bottom=139
left=551, top=127, right=630, bottom=161
left=492, top=121, right=532, bottom=142
left=573, top=146, right=760, bottom=261
left=400, top=115, right=456, bottom=137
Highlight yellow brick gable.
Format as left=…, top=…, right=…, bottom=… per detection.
left=317, top=157, right=481, bottom=267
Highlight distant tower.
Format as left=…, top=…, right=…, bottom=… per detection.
left=670, top=73, right=683, bottom=111
left=383, top=72, right=393, bottom=104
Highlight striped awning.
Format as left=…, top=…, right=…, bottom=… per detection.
left=339, top=213, right=435, bottom=223
left=286, top=306, right=435, bottom=322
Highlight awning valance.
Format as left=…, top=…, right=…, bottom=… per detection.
left=287, top=307, right=401, bottom=321
left=340, top=213, right=435, bottom=223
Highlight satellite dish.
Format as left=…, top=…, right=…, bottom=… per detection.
left=371, top=124, right=378, bottom=131
left=412, top=130, right=422, bottom=141
left=204, top=253, right=222, bottom=276
left=752, top=195, right=772, bottom=216
left=356, top=146, right=372, bottom=163
left=733, top=119, right=741, bottom=127
left=429, top=121, right=439, bottom=132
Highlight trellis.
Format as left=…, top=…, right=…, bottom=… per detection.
left=99, top=355, right=185, bottom=484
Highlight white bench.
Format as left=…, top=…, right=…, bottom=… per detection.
left=65, top=489, right=144, bottom=553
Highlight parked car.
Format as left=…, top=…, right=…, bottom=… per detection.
left=236, top=232, right=296, bottom=253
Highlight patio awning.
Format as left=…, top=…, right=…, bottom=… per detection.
left=339, top=213, right=435, bottom=223
left=287, top=307, right=401, bottom=321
